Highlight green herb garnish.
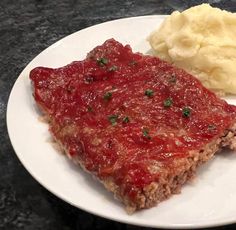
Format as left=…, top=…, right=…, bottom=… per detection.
left=108, top=114, right=118, bottom=126
left=145, top=89, right=154, bottom=97
left=182, top=107, right=191, bottom=117
left=142, top=128, right=151, bottom=140
left=97, top=57, right=108, bottom=66
left=103, top=92, right=112, bottom=101
left=163, top=98, right=173, bottom=108
left=122, top=116, right=130, bottom=123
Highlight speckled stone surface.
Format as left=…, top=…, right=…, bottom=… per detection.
left=1, top=0, right=236, bottom=229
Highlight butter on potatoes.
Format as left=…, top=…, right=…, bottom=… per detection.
left=148, top=4, right=236, bottom=94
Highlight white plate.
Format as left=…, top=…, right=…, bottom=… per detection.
left=7, top=15, right=236, bottom=229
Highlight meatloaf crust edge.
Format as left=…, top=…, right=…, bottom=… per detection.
left=53, top=121, right=236, bottom=214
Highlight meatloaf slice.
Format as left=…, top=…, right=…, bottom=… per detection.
left=30, top=39, right=236, bottom=213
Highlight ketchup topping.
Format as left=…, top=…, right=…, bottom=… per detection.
left=30, top=39, right=236, bottom=201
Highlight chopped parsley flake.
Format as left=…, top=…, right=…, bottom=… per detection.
left=122, top=116, right=130, bottom=123
left=103, top=92, right=112, bottom=101
left=142, top=128, right=151, bottom=140
left=108, top=114, right=118, bottom=126
left=97, top=57, right=108, bottom=66
left=145, top=89, right=154, bottom=97
left=182, top=107, right=191, bottom=117
left=163, top=98, right=173, bottom=108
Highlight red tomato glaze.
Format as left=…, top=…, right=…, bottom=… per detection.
left=30, top=39, right=236, bottom=200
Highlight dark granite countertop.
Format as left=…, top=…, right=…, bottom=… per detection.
left=1, top=0, right=236, bottom=229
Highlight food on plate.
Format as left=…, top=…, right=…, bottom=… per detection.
left=30, top=39, right=236, bottom=213
left=148, top=4, right=236, bottom=95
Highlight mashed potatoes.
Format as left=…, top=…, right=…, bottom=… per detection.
left=148, top=4, right=236, bottom=94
